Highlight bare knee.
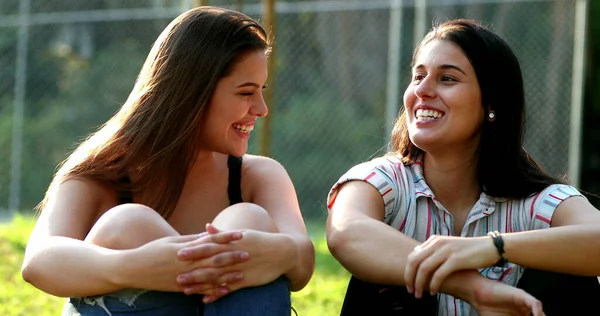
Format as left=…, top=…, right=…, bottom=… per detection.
left=85, top=203, right=177, bottom=249
left=212, top=202, right=278, bottom=233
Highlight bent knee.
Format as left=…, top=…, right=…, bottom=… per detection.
left=213, top=203, right=278, bottom=233
left=86, top=203, right=171, bottom=249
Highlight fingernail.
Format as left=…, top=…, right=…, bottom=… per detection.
left=198, top=232, right=208, bottom=238
left=240, top=252, right=249, bottom=260
left=234, top=272, right=244, bottom=281
left=177, top=275, right=187, bottom=283
left=218, top=287, right=228, bottom=295
left=178, top=250, right=188, bottom=258
left=406, top=286, right=412, bottom=294
left=203, top=296, right=213, bottom=303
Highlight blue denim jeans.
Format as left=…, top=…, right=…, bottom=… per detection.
left=62, top=277, right=291, bottom=316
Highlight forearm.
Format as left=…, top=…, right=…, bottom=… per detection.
left=328, top=218, right=481, bottom=299
left=281, top=233, right=315, bottom=291
left=22, top=236, right=126, bottom=297
left=503, top=225, right=600, bottom=275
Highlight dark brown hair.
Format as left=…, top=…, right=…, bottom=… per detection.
left=40, top=7, right=271, bottom=217
left=389, top=19, right=563, bottom=198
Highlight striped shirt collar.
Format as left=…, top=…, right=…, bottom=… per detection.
left=407, top=156, right=506, bottom=218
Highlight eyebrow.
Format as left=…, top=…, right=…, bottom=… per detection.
left=414, top=64, right=467, bottom=75
left=236, top=82, right=262, bottom=88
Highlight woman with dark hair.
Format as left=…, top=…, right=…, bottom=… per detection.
left=21, top=6, right=314, bottom=315
left=326, top=19, right=600, bottom=315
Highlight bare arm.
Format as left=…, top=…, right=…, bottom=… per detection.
left=21, top=179, right=127, bottom=297
left=502, top=196, right=600, bottom=275
left=327, top=180, right=485, bottom=300
left=245, top=155, right=315, bottom=291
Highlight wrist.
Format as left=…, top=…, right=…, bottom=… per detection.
left=109, top=249, right=135, bottom=289
left=487, top=231, right=506, bottom=266
left=438, top=270, right=486, bottom=303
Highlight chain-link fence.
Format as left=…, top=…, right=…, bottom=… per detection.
left=0, top=0, right=584, bottom=219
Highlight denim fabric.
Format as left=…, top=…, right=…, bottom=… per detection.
left=62, top=277, right=291, bottom=316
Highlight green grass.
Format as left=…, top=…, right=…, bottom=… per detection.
left=0, top=214, right=348, bottom=315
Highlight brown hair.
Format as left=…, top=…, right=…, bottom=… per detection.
left=389, top=19, right=563, bottom=198
left=40, top=7, right=270, bottom=218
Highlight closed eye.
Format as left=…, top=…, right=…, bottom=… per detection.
left=240, top=85, right=267, bottom=96
left=440, top=75, right=458, bottom=82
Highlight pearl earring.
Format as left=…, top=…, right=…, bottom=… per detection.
left=488, top=112, right=496, bottom=121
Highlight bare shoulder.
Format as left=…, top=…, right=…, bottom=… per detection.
left=240, top=154, right=296, bottom=202
left=241, top=154, right=289, bottom=178
left=35, top=177, right=120, bottom=240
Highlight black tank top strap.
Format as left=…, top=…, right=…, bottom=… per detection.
left=227, top=155, right=243, bottom=205
left=117, top=176, right=133, bottom=205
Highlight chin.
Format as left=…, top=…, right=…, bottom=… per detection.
left=409, top=135, right=437, bottom=152
left=230, top=147, right=247, bottom=157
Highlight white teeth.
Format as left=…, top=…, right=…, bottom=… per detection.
left=415, top=109, right=443, bottom=121
left=232, top=124, right=254, bottom=133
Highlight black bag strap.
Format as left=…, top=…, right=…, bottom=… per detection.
left=227, top=155, right=243, bottom=205
left=341, top=276, right=438, bottom=316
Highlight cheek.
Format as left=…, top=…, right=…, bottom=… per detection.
left=403, top=88, right=414, bottom=110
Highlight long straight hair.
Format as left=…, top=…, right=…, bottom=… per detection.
left=39, top=7, right=271, bottom=218
left=389, top=19, right=563, bottom=198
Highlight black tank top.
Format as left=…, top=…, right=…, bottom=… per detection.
left=118, top=155, right=243, bottom=205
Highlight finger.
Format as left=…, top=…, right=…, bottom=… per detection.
left=420, top=235, right=439, bottom=248
left=206, top=250, right=249, bottom=268
left=213, top=271, right=244, bottom=286
left=529, top=298, right=544, bottom=316
left=178, top=242, right=232, bottom=260
left=177, top=268, right=220, bottom=286
left=206, top=223, right=221, bottom=234
left=404, top=245, right=422, bottom=294
left=183, top=284, right=228, bottom=298
left=202, top=285, right=230, bottom=303
left=413, top=254, right=446, bottom=299
left=202, top=292, right=226, bottom=304
left=181, top=283, right=213, bottom=295
left=429, top=259, right=457, bottom=295
left=207, top=230, right=243, bottom=244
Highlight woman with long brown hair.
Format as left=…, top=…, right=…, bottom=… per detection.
left=21, top=6, right=314, bottom=315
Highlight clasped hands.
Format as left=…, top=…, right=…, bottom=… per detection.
left=404, top=235, right=545, bottom=316
left=135, top=223, right=288, bottom=304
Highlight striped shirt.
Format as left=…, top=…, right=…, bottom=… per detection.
left=327, top=154, right=583, bottom=316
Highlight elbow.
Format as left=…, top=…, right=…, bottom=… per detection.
left=326, top=223, right=352, bottom=260
left=21, top=257, right=43, bottom=290
left=21, top=261, right=34, bottom=285
left=21, top=253, right=67, bottom=297
left=290, top=236, right=315, bottom=292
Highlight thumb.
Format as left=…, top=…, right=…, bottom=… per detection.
left=205, top=223, right=222, bottom=234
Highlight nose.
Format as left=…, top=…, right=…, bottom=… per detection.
left=250, top=92, right=268, bottom=117
left=414, top=75, right=436, bottom=100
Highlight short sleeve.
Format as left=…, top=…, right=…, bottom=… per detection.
left=326, top=156, right=404, bottom=224
left=526, top=184, right=585, bottom=230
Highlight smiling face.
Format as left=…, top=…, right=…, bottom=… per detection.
left=403, top=39, right=483, bottom=155
left=198, top=49, right=268, bottom=157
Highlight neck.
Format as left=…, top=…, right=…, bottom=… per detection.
left=189, top=150, right=230, bottom=175
left=423, top=152, right=481, bottom=213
